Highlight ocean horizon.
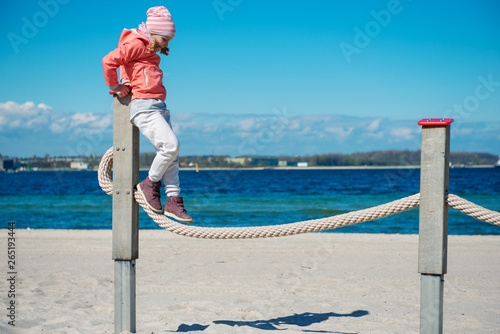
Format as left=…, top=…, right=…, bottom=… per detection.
left=1, top=168, right=499, bottom=235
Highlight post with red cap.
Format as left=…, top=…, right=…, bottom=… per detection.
left=417, top=118, right=453, bottom=334
left=112, top=93, right=139, bottom=333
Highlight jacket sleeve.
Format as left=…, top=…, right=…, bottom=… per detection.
left=120, top=66, right=130, bottom=85
left=102, top=38, right=147, bottom=87
left=102, top=48, right=121, bottom=87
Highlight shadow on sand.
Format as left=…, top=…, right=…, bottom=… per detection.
left=171, top=310, right=369, bottom=333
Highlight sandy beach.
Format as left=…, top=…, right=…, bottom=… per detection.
left=0, top=229, right=498, bottom=333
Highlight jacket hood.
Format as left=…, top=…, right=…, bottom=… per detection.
left=118, top=29, right=150, bottom=46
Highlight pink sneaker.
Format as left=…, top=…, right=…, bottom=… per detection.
left=164, top=196, right=193, bottom=223
left=137, top=177, right=162, bottom=213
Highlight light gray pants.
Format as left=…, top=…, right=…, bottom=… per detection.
left=131, top=106, right=180, bottom=197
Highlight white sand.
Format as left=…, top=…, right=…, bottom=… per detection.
left=0, top=230, right=499, bottom=333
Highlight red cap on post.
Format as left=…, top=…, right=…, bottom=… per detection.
left=418, top=118, right=454, bottom=126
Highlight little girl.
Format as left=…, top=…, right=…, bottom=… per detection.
left=102, top=6, right=193, bottom=223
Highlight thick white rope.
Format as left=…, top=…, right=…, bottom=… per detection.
left=447, top=194, right=500, bottom=226
left=98, top=147, right=500, bottom=239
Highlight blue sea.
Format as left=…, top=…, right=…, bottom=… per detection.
left=1, top=168, right=499, bottom=235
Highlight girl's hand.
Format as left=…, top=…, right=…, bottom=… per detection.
left=109, top=84, right=131, bottom=97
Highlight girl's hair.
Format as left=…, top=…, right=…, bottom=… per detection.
left=146, top=41, right=156, bottom=54
left=146, top=39, right=169, bottom=56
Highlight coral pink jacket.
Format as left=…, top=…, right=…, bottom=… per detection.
left=102, top=29, right=166, bottom=101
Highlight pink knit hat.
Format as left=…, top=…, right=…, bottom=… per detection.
left=146, top=6, right=176, bottom=38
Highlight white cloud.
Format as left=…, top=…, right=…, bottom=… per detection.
left=70, top=112, right=100, bottom=127
left=390, top=127, right=416, bottom=141
left=324, top=126, right=354, bottom=141
left=239, top=118, right=255, bottom=131
left=367, top=118, right=383, bottom=132
left=0, top=101, right=111, bottom=134
left=169, top=112, right=499, bottom=156
left=9, top=119, right=21, bottom=129
left=1, top=101, right=499, bottom=156
left=366, top=131, right=385, bottom=139
left=0, top=101, right=113, bottom=156
left=287, top=119, right=301, bottom=131
left=49, top=122, right=66, bottom=134
left=37, top=103, right=51, bottom=111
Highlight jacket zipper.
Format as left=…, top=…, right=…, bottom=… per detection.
left=144, top=68, right=149, bottom=87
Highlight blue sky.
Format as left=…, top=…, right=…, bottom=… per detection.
left=1, top=0, right=499, bottom=157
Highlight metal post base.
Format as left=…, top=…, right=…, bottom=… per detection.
left=420, top=274, right=444, bottom=334
left=114, top=260, right=136, bottom=334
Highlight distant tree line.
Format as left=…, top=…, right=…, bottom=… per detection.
left=448, top=152, right=498, bottom=166
left=0, top=154, right=102, bottom=170
left=2, top=150, right=497, bottom=170
left=139, top=150, right=498, bottom=168
left=279, top=150, right=421, bottom=167
left=280, top=151, right=497, bottom=167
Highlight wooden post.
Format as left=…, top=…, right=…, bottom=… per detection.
left=112, top=93, right=139, bottom=333
left=417, top=118, right=453, bottom=334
